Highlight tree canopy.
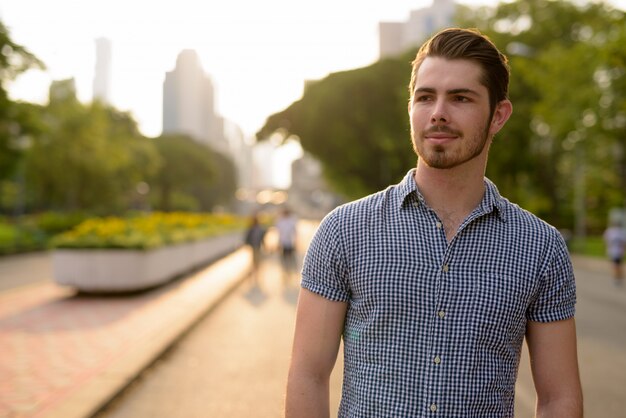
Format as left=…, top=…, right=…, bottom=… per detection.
left=258, top=56, right=414, bottom=198
left=0, top=21, right=238, bottom=215
left=0, top=21, right=45, bottom=181
left=257, top=0, right=626, bottom=232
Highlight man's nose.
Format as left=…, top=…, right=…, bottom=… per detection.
left=430, top=103, right=448, bottom=124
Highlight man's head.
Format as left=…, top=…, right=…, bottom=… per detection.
left=409, top=28, right=510, bottom=116
left=408, top=28, right=513, bottom=171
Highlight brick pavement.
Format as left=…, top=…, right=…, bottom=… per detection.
left=0, top=248, right=251, bottom=418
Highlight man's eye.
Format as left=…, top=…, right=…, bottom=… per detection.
left=415, top=95, right=432, bottom=102
left=455, top=96, right=470, bottom=102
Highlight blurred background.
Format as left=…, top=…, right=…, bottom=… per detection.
left=0, top=0, right=624, bottom=256
left=0, top=1, right=625, bottom=418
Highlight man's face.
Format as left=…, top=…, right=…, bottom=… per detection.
left=409, top=57, right=505, bottom=170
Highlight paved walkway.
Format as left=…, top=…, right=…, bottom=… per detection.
left=0, top=253, right=52, bottom=292
left=0, top=231, right=622, bottom=418
left=0, top=247, right=251, bottom=418
left=93, top=221, right=333, bottom=418
left=93, top=251, right=328, bottom=418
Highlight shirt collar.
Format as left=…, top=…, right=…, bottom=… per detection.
left=397, top=169, right=507, bottom=221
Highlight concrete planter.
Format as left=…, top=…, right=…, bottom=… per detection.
left=52, top=232, right=243, bottom=293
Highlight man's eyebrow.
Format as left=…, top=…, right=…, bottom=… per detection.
left=448, top=88, right=480, bottom=96
left=414, top=87, right=481, bottom=96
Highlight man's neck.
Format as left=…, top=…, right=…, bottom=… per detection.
left=414, top=162, right=486, bottom=241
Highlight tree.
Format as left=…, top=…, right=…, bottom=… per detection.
left=0, top=20, right=45, bottom=174
left=200, top=150, right=238, bottom=210
left=258, top=56, right=413, bottom=199
left=258, top=0, right=625, bottom=232
left=149, top=135, right=218, bottom=211
left=0, top=20, right=45, bottom=213
left=457, top=0, right=625, bottom=229
left=23, top=83, right=161, bottom=212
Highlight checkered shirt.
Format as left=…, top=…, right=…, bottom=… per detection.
left=301, top=169, right=576, bottom=417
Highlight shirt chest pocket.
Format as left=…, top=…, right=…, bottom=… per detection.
left=470, top=274, right=534, bottom=347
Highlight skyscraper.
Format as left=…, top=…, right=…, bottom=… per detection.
left=92, top=37, right=112, bottom=104
left=162, top=50, right=226, bottom=152
left=379, top=0, right=455, bottom=59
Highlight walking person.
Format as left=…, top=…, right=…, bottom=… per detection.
left=244, top=212, right=266, bottom=287
left=275, top=207, right=298, bottom=282
left=603, top=218, right=626, bottom=286
left=286, top=28, right=582, bottom=417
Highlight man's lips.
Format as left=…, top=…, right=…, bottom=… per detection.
left=423, top=128, right=461, bottom=143
left=426, top=133, right=458, bottom=139
left=424, top=133, right=459, bottom=144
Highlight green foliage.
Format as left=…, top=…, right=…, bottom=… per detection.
left=149, top=134, right=215, bottom=211
left=31, top=211, right=89, bottom=235
left=0, top=21, right=45, bottom=82
left=52, top=212, right=246, bottom=250
left=0, top=219, right=18, bottom=253
left=0, top=21, right=45, bottom=182
left=149, top=135, right=238, bottom=212
left=457, top=0, right=626, bottom=229
left=0, top=216, right=44, bottom=254
left=22, top=89, right=161, bottom=213
left=569, top=236, right=605, bottom=258
left=258, top=0, right=626, bottom=233
left=0, top=212, right=90, bottom=254
left=258, top=56, right=414, bottom=199
left=202, top=150, right=238, bottom=209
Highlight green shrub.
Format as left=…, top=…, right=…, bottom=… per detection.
left=0, top=220, right=43, bottom=255
left=52, top=212, right=246, bottom=250
left=569, top=236, right=605, bottom=258
left=32, top=212, right=89, bottom=235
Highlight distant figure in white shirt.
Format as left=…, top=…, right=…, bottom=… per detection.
left=604, top=219, right=626, bottom=286
left=275, top=207, right=298, bottom=281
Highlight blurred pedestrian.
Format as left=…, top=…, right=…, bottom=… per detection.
left=244, top=212, right=266, bottom=286
left=275, top=207, right=298, bottom=281
left=603, top=219, right=626, bottom=286
left=286, top=28, right=582, bottom=417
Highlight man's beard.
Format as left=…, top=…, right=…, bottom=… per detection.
left=411, top=119, right=492, bottom=169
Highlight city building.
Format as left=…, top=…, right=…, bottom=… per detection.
left=92, top=38, right=112, bottom=104
left=379, top=0, right=456, bottom=59
left=49, top=78, right=77, bottom=102
left=223, top=119, right=253, bottom=192
left=288, top=153, right=344, bottom=219
left=162, top=49, right=227, bottom=153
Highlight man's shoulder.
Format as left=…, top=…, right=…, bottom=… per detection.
left=498, top=196, right=561, bottom=239
left=331, top=185, right=398, bottom=217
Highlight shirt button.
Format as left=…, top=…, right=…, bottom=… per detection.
left=413, top=201, right=419, bottom=207
left=436, top=222, right=442, bottom=229
left=430, top=403, right=438, bottom=412
left=434, top=355, right=441, bottom=364
left=438, top=310, right=446, bottom=319
left=442, top=264, right=449, bottom=273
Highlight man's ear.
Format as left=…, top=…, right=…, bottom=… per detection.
left=489, top=99, right=513, bottom=136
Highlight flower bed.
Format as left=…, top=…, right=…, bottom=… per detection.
left=51, top=212, right=246, bottom=292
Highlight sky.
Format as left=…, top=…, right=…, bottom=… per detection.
left=0, top=0, right=507, bottom=140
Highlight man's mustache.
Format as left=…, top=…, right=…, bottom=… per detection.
left=423, top=126, right=463, bottom=136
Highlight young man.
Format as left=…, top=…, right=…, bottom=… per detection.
left=286, top=28, right=583, bottom=417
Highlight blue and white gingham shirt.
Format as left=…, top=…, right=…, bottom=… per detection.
left=301, top=169, right=576, bottom=417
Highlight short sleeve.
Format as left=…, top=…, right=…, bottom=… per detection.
left=527, top=228, right=576, bottom=322
left=301, top=209, right=350, bottom=302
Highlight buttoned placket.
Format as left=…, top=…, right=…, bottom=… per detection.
left=425, top=207, right=494, bottom=415
left=428, top=211, right=451, bottom=415
left=411, top=193, right=462, bottom=415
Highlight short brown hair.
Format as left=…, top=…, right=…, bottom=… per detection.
left=409, top=28, right=510, bottom=115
